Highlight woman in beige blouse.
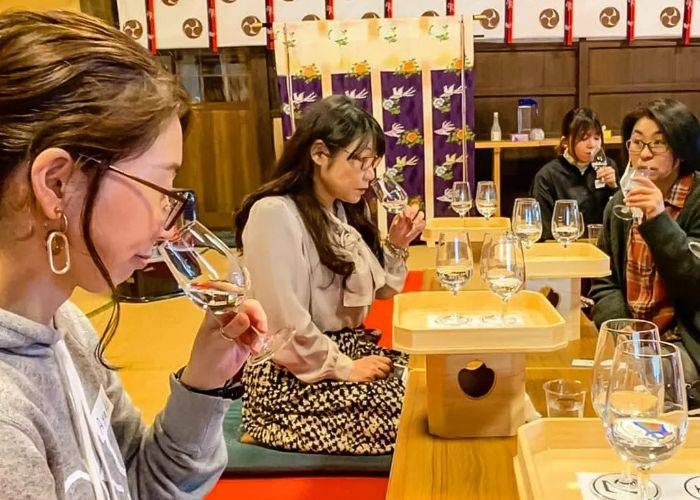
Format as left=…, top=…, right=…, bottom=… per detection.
left=235, top=95, right=425, bottom=454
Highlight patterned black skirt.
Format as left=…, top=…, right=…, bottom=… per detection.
left=241, top=328, right=408, bottom=455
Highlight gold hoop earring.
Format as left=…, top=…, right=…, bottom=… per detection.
left=46, top=213, right=71, bottom=275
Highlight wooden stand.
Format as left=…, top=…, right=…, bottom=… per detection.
left=426, top=353, right=525, bottom=437
left=393, top=291, right=566, bottom=438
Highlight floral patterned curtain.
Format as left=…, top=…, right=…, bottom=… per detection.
left=273, top=17, right=475, bottom=231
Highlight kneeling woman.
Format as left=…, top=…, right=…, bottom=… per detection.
left=235, top=95, right=425, bottom=454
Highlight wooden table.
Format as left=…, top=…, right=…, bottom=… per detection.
left=387, top=317, right=599, bottom=500
left=475, top=136, right=622, bottom=216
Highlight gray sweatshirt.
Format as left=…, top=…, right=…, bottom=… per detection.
left=0, top=301, right=232, bottom=499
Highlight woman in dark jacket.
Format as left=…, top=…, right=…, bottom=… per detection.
left=591, top=98, right=700, bottom=382
left=530, top=107, right=618, bottom=240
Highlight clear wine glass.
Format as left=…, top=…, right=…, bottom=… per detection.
left=435, top=232, right=473, bottom=326
left=590, top=319, right=661, bottom=498
left=576, top=212, right=585, bottom=241
left=159, top=220, right=294, bottom=365
left=450, top=181, right=472, bottom=218
left=482, top=232, right=525, bottom=325
left=605, top=340, right=688, bottom=500
left=689, top=241, right=700, bottom=259
left=552, top=199, right=580, bottom=248
left=591, top=149, right=608, bottom=189
left=512, top=198, right=542, bottom=250
left=371, top=176, right=408, bottom=214
left=475, top=181, right=497, bottom=220
left=613, top=167, right=651, bottom=222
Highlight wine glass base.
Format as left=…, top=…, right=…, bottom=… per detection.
left=589, top=473, right=660, bottom=500
left=435, top=313, right=471, bottom=327
left=481, top=314, right=519, bottom=326
left=248, top=327, right=295, bottom=366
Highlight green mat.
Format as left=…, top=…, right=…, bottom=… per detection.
left=223, top=399, right=393, bottom=477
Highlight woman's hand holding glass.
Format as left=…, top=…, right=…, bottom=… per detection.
left=180, top=299, right=267, bottom=390
left=159, top=220, right=294, bottom=382
left=625, top=176, right=665, bottom=220
left=388, top=203, right=426, bottom=248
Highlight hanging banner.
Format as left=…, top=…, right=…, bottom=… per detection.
left=152, top=0, right=210, bottom=50
left=273, top=0, right=326, bottom=22
left=690, top=0, right=700, bottom=40
left=273, top=17, right=476, bottom=229
left=391, top=0, right=447, bottom=18
left=572, top=0, right=627, bottom=39
left=215, top=0, right=267, bottom=47
left=454, top=0, right=506, bottom=42
left=332, top=0, right=386, bottom=20
left=512, top=0, right=566, bottom=42
left=116, top=0, right=150, bottom=49
left=633, top=0, right=684, bottom=39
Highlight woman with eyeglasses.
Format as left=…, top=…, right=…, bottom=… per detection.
left=591, top=98, right=700, bottom=383
left=529, top=107, right=619, bottom=241
left=0, top=11, right=263, bottom=498
left=235, top=95, right=425, bottom=455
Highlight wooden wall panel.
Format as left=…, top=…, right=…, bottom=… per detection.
left=179, top=104, right=263, bottom=228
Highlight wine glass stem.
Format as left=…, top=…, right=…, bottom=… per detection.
left=636, top=466, right=651, bottom=500
left=501, top=299, right=508, bottom=323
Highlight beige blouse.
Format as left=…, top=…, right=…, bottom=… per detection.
left=242, top=195, right=407, bottom=383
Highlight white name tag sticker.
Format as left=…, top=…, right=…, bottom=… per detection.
left=91, top=386, right=114, bottom=444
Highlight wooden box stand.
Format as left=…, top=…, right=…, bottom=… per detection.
left=393, top=291, right=566, bottom=438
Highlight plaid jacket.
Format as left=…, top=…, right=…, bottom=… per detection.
left=626, top=174, right=694, bottom=333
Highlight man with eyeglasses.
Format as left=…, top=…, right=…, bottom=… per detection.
left=590, top=99, right=700, bottom=384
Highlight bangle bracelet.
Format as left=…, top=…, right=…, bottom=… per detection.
left=383, top=236, right=409, bottom=261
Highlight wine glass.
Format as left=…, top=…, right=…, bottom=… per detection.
left=511, top=198, right=542, bottom=250
left=482, top=232, right=525, bottom=325
left=605, top=340, right=688, bottom=500
left=159, top=220, right=294, bottom=365
left=450, top=181, right=472, bottom=218
left=613, top=167, right=651, bottom=222
left=475, top=181, right=497, bottom=220
left=435, top=232, right=473, bottom=326
left=689, top=241, right=700, bottom=259
left=590, top=319, right=661, bottom=498
left=551, top=199, right=580, bottom=248
left=576, top=212, right=585, bottom=241
left=371, top=176, right=408, bottom=214
left=591, top=149, right=608, bottom=189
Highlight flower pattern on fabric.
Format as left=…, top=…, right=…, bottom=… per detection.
left=429, top=24, right=450, bottom=41
left=381, top=86, right=416, bottom=115
left=349, top=60, right=371, bottom=79
left=385, top=155, right=419, bottom=183
left=379, top=25, right=398, bottom=43
left=395, top=58, right=420, bottom=76
left=434, top=154, right=464, bottom=181
left=282, top=91, right=319, bottom=118
left=432, top=84, right=463, bottom=112
left=328, top=28, right=349, bottom=46
left=298, top=64, right=321, bottom=83
left=397, top=129, right=424, bottom=147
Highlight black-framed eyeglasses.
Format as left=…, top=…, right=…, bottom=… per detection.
left=626, top=138, right=669, bottom=155
left=78, top=155, right=192, bottom=231
left=340, top=148, right=381, bottom=172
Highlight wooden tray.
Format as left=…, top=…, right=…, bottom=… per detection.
left=392, top=290, right=566, bottom=354
left=421, top=216, right=511, bottom=245
left=515, top=418, right=700, bottom=500
left=524, top=242, right=610, bottom=279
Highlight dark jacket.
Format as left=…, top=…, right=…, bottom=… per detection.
left=530, top=156, right=618, bottom=240
left=590, top=172, right=700, bottom=371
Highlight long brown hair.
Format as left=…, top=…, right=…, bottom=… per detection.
left=235, top=95, right=385, bottom=280
left=0, top=10, right=190, bottom=367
